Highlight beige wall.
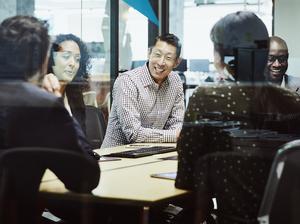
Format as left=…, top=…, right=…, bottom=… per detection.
left=274, top=0, right=300, bottom=76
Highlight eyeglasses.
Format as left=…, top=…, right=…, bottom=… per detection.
left=268, top=55, right=288, bottom=64
left=150, top=49, right=177, bottom=63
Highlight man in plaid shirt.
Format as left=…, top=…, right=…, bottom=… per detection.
left=101, top=33, right=185, bottom=148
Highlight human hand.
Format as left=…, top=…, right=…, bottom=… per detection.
left=42, top=73, right=61, bottom=97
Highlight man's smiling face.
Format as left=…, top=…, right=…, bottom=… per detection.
left=267, top=40, right=288, bottom=83
left=148, top=40, right=180, bottom=85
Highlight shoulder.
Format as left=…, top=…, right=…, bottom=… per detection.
left=116, top=66, right=147, bottom=86
left=23, top=83, right=63, bottom=106
left=0, top=82, right=62, bottom=108
left=2, top=82, right=72, bottom=126
left=165, top=72, right=184, bottom=93
left=192, top=82, right=238, bottom=95
left=286, top=75, right=300, bottom=91
left=287, top=75, right=300, bottom=83
left=123, top=66, right=147, bottom=79
left=167, top=71, right=182, bottom=84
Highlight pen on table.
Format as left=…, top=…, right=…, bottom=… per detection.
left=125, top=144, right=151, bottom=148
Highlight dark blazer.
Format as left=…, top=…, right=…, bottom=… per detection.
left=0, top=81, right=97, bottom=159
left=0, top=81, right=100, bottom=223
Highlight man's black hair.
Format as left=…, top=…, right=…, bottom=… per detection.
left=0, top=16, right=49, bottom=80
left=155, top=33, right=182, bottom=58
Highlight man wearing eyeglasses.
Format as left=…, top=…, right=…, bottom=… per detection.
left=101, top=33, right=185, bottom=148
left=266, top=36, right=300, bottom=92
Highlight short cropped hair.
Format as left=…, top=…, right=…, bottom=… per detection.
left=210, top=11, right=269, bottom=56
left=0, top=16, right=50, bottom=80
left=155, top=33, right=182, bottom=58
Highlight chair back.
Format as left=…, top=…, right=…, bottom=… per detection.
left=196, top=150, right=274, bottom=224
left=85, top=105, right=107, bottom=149
left=0, top=147, right=100, bottom=224
left=258, top=140, right=300, bottom=224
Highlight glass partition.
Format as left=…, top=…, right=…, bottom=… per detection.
left=169, top=0, right=273, bottom=105
left=119, top=0, right=148, bottom=72
left=170, top=0, right=273, bottom=65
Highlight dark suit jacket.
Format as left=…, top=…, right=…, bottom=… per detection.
left=0, top=81, right=100, bottom=188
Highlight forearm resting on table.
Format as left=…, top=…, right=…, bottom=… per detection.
left=125, top=127, right=179, bottom=143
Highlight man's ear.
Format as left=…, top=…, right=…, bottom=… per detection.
left=173, top=57, right=182, bottom=69
left=147, top=47, right=153, bottom=59
left=41, top=54, right=50, bottom=76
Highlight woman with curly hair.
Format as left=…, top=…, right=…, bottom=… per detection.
left=47, top=33, right=97, bottom=133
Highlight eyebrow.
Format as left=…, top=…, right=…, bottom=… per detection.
left=59, top=51, right=81, bottom=56
left=152, top=49, right=176, bottom=56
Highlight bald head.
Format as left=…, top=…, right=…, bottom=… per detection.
left=270, top=36, right=288, bottom=52
left=266, top=36, right=289, bottom=84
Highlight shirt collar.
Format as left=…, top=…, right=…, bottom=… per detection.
left=281, top=74, right=288, bottom=88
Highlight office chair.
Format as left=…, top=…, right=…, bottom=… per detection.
left=258, top=140, right=300, bottom=224
left=85, top=105, right=107, bottom=149
left=174, top=59, right=187, bottom=73
left=195, top=150, right=274, bottom=224
left=0, top=147, right=100, bottom=224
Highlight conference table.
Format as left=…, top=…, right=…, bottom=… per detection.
left=39, top=143, right=191, bottom=224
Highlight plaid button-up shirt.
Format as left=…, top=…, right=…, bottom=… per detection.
left=101, top=63, right=185, bottom=148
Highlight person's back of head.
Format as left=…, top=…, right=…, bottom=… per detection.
left=0, top=15, right=50, bottom=81
left=210, top=11, right=269, bottom=82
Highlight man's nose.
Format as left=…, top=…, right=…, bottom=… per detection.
left=273, top=59, right=281, bottom=66
left=157, top=56, right=166, bottom=65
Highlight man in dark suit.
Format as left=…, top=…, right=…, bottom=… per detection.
left=265, top=35, right=300, bottom=92
left=0, top=15, right=100, bottom=223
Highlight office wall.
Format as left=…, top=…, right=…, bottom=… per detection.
left=275, top=0, right=300, bottom=76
